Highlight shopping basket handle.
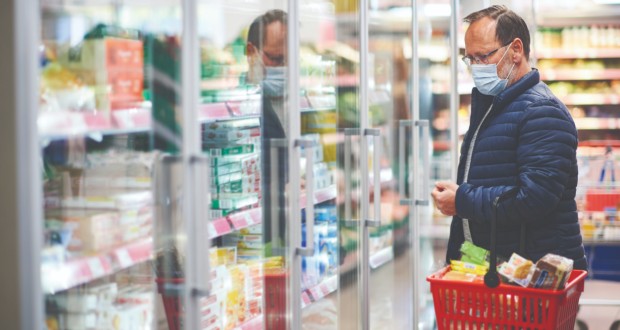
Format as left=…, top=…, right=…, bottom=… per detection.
left=484, top=187, right=519, bottom=288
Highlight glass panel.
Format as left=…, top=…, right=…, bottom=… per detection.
left=196, top=1, right=289, bottom=329
left=39, top=0, right=183, bottom=329
left=366, top=1, right=414, bottom=329
left=297, top=1, right=362, bottom=329
left=417, top=0, right=453, bottom=328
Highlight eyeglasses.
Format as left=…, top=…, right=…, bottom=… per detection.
left=462, top=42, right=511, bottom=66
left=261, top=50, right=286, bottom=66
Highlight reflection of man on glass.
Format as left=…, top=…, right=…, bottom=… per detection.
left=246, top=9, right=288, bottom=253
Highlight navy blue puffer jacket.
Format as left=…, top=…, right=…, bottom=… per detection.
left=446, top=69, right=588, bottom=270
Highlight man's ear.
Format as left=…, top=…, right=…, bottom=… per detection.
left=246, top=43, right=258, bottom=56
left=511, top=38, right=524, bottom=63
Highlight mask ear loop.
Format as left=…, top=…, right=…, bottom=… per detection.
left=499, top=41, right=516, bottom=81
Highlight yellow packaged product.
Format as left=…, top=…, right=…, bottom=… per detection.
left=450, top=260, right=488, bottom=275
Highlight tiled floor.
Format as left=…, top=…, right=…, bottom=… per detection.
left=576, top=279, right=620, bottom=330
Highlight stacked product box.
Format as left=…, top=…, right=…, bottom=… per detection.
left=301, top=205, right=338, bottom=290
left=222, top=224, right=264, bottom=263
left=203, top=119, right=261, bottom=219
left=59, top=24, right=144, bottom=112
left=45, top=283, right=153, bottom=330
left=44, top=152, right=155, bottom=259
left=206, top=246, right=267, bottom=329
left=300, top=134, right=335, bottom=191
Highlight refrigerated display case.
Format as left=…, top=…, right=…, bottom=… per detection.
left=5, top=0, right=480, bottom=329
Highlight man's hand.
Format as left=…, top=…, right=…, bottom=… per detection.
left=431, top=181, right=458, bottom=216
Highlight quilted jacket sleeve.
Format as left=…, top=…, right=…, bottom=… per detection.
left=455, top=99, right=578, bottom=227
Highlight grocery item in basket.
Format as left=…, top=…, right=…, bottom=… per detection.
left=527, top=253, right=573, bottom=290
left=450, top=260, right=488, bottom=275
left=459, top=241, right=489, bottom=266
left=498, top=253, right=535, bottom=287
left=442, top=270, right=478, bottom=282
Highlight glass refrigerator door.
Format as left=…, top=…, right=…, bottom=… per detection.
left=363, top=2, right=416, bottom=329
left=196, top=1, right=295, bottom=329
left=413, top=0, right=453, bottom=328
left=297, top=1, right=362, bottom=329
left=38, top=1, right=197, bottom=329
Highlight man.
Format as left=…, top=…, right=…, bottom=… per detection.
left=246, top=10, right=288, bottom=253
left=246, top=9, right=288, bottom=138
left=431, top=5, right=587, bottom=270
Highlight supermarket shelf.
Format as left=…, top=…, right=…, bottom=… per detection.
left=303, top=275, right=338, bottom=309
left=579, top=140, right=620, bottom=148
left=582, top=239, right=620, bottom=246
left=227, top=207, right=262, bottom=233
left=198, top=102, right=261, bottom=123
left=369, top=246, right=394, bottom=269
left=209, top=183, right=336, bottom=239
left=41, top=238, right=153, bottom=294
left=540, top=69, right=620, bottom=81
left=38, top=107, right=151, bottom=140
left=574, top=118, right=620, bottom=130
left=209, top=217, right=234, bottom=239
left=536, top=48, right=620, bottom=59
left=234, top=314, right=263, bottom=330
left=560, top=93, right=620, bottom=106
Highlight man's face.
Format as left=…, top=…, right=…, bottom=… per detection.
left=464, top=17, right=512, bottom=79
left=247, top=20, right=287, bottom=83
left=261, top=21, right=287, bottom=67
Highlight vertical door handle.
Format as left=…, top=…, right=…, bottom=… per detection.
left=399, top=120, right=413, bottom=205
left=190, top=155, right=211, bottom=297
left=343, top=128, right=360, bottom=227
left=268, top=138, right=288, bottom=256
left=295, top=139, right=317, bottom=257
left=364, top=128, right=381, bottom=228
left=415, top=120, right=431, bottom=206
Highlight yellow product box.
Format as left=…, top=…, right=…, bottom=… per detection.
left=450, top=260, right=488, bottom=276
left=239, top=224, right=262, bottom=235
left=237, top=240, right=264, bottom=250
left=301, top=111, right=337, bottom=134
left=209, top=247, right=237, bottom=267
left=225, top=288, right=246, bottom=329
left=263, top=256, right=284, bottom=270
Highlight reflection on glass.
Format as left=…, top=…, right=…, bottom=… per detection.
left=39, top=1, right=185, bottom=329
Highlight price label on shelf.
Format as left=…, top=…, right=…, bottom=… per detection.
left=229, top=214, right=249, bottom=230
left=309, top=286, right=324, bottom=301
left=116, top=249, right=133, bottom=268
left=208, top=222, right=217, bottom=239
left=211, top=218, right=232, bottom=237
left=301, top=291, right=312, bottom=308
left=87, top=258, right=106, bottom=278
left=200, top=103, right=231, bottom=121
left=244, top=211, right=255, bottom=226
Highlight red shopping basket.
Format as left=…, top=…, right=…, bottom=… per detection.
left=264, top=269, right=288, bottom=330
left=427, top=266, right=587, bottom=330
left=156, top=278, right=184, bottom=330
left=427, top=188, right=588, bottom=329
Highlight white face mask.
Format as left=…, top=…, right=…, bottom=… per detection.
left=470, top=42, right=515, bottom=96
left=262, top=66, right=286, bottom=97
